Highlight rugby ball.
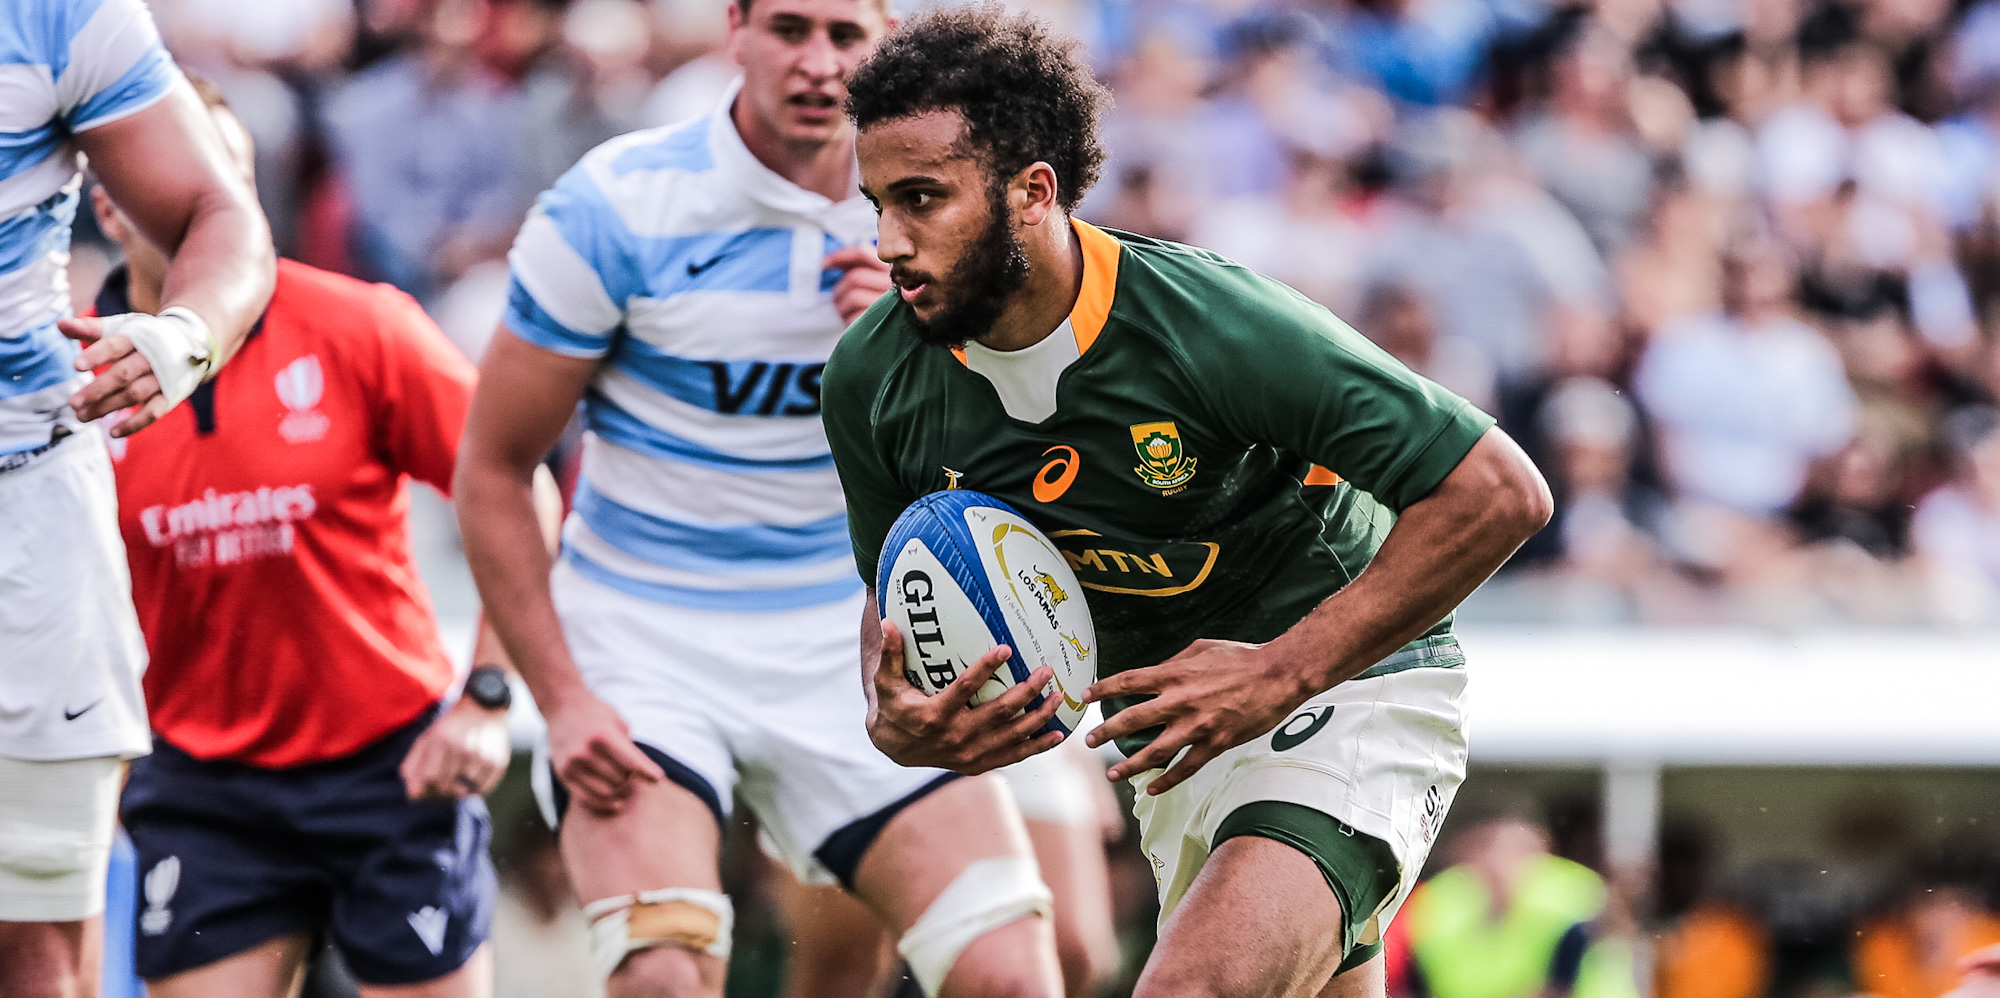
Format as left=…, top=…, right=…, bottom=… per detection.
left=877, top=491, right=1097, bottom=737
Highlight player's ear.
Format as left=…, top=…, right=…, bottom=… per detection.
left=726, top=0, right=748, bottom=61
left=1017, top=162, right=1060, bottom=227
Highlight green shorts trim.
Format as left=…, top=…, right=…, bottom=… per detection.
left=1213, top=800, right=1399, bottom=973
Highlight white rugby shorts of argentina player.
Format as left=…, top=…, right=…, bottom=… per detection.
left=508, top=80, right=953, bottom=888
left=1, top=0, right=179, bottom=776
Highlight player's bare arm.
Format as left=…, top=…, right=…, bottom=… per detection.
left=60, top=77, right=274, bottom=435
left=403, top=468, right=562, bottom=801
left=456, top=329, right=664, bottom=815
left=1086, top=428, right=1552, bottom=794
left=861, top=590, right=1064, bottom=772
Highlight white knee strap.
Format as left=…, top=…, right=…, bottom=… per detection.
left=896, top=856, right=1053, bottom=997
left=583, top=888, right=734, bottom=979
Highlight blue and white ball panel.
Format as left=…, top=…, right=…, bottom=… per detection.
left=877, top=491, right=1097, bottom=737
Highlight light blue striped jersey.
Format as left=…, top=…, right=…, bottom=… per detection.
left=0, top=0, right=179, bottom=455
left=505, top=81, right=878, bottom=612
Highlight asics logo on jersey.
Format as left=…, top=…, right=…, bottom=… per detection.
left=1033, top=446, right=1079, bottom=502
left=706, top=361, right=824, bottom=416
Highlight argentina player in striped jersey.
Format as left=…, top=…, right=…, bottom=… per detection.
left=0, top=0, right=273, bottom=992
left=454, top=0, right=1065, bottom=994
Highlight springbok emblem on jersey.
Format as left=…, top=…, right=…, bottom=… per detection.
left=275, top=355, right=330, bottom=443
left=1130, top=421, right=1197, bottom=493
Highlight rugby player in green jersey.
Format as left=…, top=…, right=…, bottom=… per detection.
left=822, top=7, right=1553, bottom=998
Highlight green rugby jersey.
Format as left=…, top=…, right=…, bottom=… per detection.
left=824, top=221, right=1494, bottom=751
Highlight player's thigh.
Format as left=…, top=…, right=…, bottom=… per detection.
left=1133, top=835, right=1349, bottom=998
left=356, top=944, right=492, bottom=998
left=144, top=933, right=312, bottom=998
left=1314, top=952, right=1386, bottom=998
left=772, top=873, right=893, bottom=998
left=1024, top=818, right=1119, bottom=996
left=0, top=754, right=122, bottom=925
left=850, top=774, right=1062, bottom=998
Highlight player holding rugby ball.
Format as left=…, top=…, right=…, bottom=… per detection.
left=822, top=8, right=1553, bottom=998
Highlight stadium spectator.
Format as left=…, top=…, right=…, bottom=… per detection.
left=324, top=0, right=534, bottom=303
left=1401, top=815, right=1641, bottom=998
left=1634, top=230, right=1857, bottom=565
left=99, top=82, right=519, bottom=998
left=1852, top=860, right=2000, bottom=998
left=1913, top=406, right=2000, bottom=618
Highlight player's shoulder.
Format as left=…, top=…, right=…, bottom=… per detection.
left=532, top=115, right=747, bottom=250
left=573, top=115, right=719, bottom=183
left=1099, top=225, right=1342, bottom=356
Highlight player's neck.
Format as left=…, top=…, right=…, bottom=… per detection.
left=976, top=217, right=1084, bottom=353
left=734, top=100, right=859, bottom=203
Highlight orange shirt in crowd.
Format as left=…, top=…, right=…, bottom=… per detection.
left=1653, top=904, right=1770, bottom=998
left=1854, top=902, right=2000, bottom=998
left=107, top=258, right=475, bottom=768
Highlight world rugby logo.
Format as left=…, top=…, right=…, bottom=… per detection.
left=275, top=355, right=330, bottom=443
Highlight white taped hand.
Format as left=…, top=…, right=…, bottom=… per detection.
left=102, top=305, right=214, bottom=408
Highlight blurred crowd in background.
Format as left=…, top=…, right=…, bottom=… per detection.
left=88, top=0, right=2000, bottom=629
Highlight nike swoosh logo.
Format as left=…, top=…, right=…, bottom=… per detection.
left=64, top=700, right=101, bottom=721
left=1270, top=706, right=1333, bottom=752
left=686, top=255, right=726, bottom=276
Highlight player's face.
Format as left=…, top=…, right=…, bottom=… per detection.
left=729, top=0, right=887, bottom=147
left=859, top=112, right=1030, bottom=346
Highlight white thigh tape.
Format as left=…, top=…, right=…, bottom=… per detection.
left=584, top=888, right=734, bottom=979
left=896, top=856, right=1053, bottom=997
left=108, top=306, right=214, bottom=408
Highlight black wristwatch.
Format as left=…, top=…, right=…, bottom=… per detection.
left=465, top=664, right=513, bottom=711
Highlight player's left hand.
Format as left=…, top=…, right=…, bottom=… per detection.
left=59, top=316, right=170, bottom=435
left=401, top=697, right=512, bottom=800
left=1083, top=638, right=1314, bottom=796
left=824, top=245, right=892, bottom=326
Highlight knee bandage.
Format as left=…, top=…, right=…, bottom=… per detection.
left=896, top=856, right=1053, bottom=997
left=583, top=888, right=734, bottom=979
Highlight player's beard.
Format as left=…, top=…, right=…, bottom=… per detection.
left=903, top=183, right=1030, bottom=348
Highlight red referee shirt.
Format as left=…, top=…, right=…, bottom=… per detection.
left=106, top=259, right=475, bottom=768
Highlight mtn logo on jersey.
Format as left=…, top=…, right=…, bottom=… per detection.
left=1130, top=422, right=1197, bottom=494
left=275, top=355, right=330, bottom=443
left=1048, top=529, right=1221, bottom=598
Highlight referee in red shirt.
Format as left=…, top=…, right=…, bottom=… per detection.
left=98, top=82, right=515, bottom=998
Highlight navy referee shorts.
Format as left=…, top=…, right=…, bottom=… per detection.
left=119, top=706, right=495, bottom=984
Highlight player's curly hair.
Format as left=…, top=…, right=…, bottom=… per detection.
left=845, top=4, right=1110, bottom=212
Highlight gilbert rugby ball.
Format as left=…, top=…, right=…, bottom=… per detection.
left=877, top=490, right=1097, bottom=737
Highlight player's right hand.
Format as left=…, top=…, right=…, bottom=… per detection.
left=545, top=693, right=665, bottom=816
left=867, top=619, right=1064, bottom=774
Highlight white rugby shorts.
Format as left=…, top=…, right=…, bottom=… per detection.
left=1000, top=738, right=1104, bottom=828
left=0, top=754, right=123, bottom=921
left=1132, top=664, right=1469, bottom=949
left=546, top=560, right=951, bottom=884
left=0, top=430, right=150, bottom=762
